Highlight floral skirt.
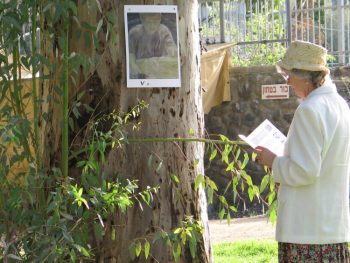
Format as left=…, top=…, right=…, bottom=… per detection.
left=278, top=242, right=350, bottom=263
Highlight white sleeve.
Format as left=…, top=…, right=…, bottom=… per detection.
left=272, top=106, right=323, bottom=186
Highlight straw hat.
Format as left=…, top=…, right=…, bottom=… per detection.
left=277, top=40, right=329, bottom=73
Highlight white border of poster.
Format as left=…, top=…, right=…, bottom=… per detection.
left=124, top=5, right=181, bottom=88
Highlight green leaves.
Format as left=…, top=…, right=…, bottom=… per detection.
left=129, top=239, right=152, bottom=260
left=135, top=241, right=142, bottom=257
left=69, top=185, right=89, bottom=209
left=170, top=173, right=180, bottom=185
left=194, top=174, right=205, bottom=190
left=260, top=175, right=270, bottom=193
left=128, top=216, right=204, bottom=262
left=144, top=240, right=150, bottom=259
left=204, top=134, right=277, bottom=226
left=73, top=244, right=90, bottom=257
left=206, top=177, right=218, bottom=191
left=209, top=148, right=218, bottom=160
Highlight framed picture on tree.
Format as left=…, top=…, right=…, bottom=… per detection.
left=124, top=5, right=181, bottom=88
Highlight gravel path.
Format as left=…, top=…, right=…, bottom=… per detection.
left=209, top=215, right=275, bottom=244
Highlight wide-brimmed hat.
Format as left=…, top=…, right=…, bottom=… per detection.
left=277, top=40, right=329, bottom=73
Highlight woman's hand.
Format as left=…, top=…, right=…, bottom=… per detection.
left=255, top=146, right=276, bottom=168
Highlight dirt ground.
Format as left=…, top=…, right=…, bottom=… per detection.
left=208, top=215, right=275, bottom=244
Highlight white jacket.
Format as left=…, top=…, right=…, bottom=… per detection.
left=272, top=78, right=350, bottom=244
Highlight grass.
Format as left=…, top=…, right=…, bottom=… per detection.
left=213, top=240, right=278, bottom=263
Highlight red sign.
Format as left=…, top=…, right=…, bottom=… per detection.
left=261, top=84, right=290, bottom=100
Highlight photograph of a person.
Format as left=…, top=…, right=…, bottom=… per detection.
left=124, top=5, right=181, bottom=88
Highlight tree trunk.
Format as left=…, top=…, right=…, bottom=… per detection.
left=95, top=1, right=212, bottom=262
left=42, top=0, right=212, bottom=261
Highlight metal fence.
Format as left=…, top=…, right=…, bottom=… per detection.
left=199, top=0, right=350, bottom=66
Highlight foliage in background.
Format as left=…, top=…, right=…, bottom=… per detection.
left=0, top=0, right=277, bottom=261
left=200, top=0, right=344, bottom=66
left=230, top=13, right=286, bottom=66
left=200, top=1, right=286, bottom=66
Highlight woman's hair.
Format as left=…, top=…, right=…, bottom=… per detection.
left=285, top=68, right=328, bottom=88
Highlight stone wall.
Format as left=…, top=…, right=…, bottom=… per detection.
left=204, top=65, right=350, bottom=218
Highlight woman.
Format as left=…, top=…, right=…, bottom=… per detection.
left=256, top=40, right=350, bottom=262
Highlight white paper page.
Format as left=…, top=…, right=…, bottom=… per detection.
left=238, top=119, right=286, bottom=156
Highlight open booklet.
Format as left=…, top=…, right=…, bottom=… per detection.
left=238, top=119, right=286, bottom=156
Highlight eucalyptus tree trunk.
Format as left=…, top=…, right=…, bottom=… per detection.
left=41, top=0, right=212, bottom=261
left=95, top=1, right=211, bottom=262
